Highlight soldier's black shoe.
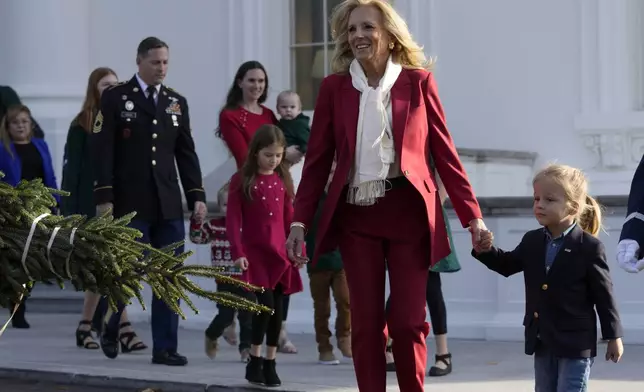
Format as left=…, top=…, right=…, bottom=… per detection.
left=263, top=358, right=281, bottom=387
left=152, top=351, right=188, bottom=366
left=245, top=355, right=265, bottom=385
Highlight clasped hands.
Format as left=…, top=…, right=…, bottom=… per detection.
left=469, top=218, right=494, bottom=253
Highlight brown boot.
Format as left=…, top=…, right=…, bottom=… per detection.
left=337, top=337, right=352, bottom=359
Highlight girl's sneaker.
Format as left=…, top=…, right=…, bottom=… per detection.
left=263, top=358, right=282, bottom=387
left=318, top=351, right=340, bottom=365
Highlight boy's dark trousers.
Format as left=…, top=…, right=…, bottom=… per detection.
left=206, top=282, right=254, bottom=351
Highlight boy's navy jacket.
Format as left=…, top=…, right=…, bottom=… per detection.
left=472, top=225, right=622, bottom=358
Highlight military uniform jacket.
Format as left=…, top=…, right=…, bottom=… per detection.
left=91, top=75, right=205, bottom=222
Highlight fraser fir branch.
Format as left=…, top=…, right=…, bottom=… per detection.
left=0, top=174, right=272, bottom=316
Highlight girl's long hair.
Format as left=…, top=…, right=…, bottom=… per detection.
left=237, top=124, right=294, bottom=201
left=73, top=67, right=117, bottom=132
left=215, top=61, right=269, bottom=138
left=533, top=164, right=603, bottom=237
left=0, top=104, right=33, bottom=157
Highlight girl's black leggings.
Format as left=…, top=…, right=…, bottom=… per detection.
left=251, top=285, right=285, bottom=346
left=385, top=270, right=447, bottom=335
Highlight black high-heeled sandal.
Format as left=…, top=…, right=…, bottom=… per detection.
left=428, top=353, right=452, bottom=377
left=119, top=322, right=147, bottom=353
left=76, top=320, right=99, bottom=349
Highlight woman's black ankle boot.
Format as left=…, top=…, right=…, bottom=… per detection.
left=263, top=358, right=281, bottom=387
left=245, top=355, right=265, bottom=385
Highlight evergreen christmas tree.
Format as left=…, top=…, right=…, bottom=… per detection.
left=0, top=174, right=270, bottom=319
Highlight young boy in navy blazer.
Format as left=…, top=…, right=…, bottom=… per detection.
left=472, top=164, right=623, bottom=392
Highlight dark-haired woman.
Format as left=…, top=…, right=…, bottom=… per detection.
left=216, top=61, right=299, bottom=354
left=217, top=61, right=278, bottom=168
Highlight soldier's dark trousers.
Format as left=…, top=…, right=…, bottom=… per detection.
left=114, top=218, right=184, bottom=354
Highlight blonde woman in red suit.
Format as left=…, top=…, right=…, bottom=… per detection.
left=286, top=1, right=488, bottom=391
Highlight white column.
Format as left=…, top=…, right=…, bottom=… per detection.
left=597, top=0, right=632, bottom=112
left=1, top=0, right=90, bottom=181
left=393, top=0, right=438, bottom=59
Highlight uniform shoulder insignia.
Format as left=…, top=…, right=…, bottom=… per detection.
left=107, top=81, right=128, bottom=91
left=93, top=111, right=104, bottom=133
left=165, top=86, right=183, bottom=97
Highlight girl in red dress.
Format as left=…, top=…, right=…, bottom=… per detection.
left=226, top=124, right=304, bottom=387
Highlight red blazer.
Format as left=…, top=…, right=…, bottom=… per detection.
left=293, top=68, right=482, bottom=267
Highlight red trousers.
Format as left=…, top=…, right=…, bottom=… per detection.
left=337, top=180, right=431, bottom=392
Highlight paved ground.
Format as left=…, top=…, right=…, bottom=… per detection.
left=1, top=314, right=644, bottom=391
left=0, top=378, right=135, bottom=391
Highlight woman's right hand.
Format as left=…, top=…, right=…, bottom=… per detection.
left=286, top=225, right=309, bottom=265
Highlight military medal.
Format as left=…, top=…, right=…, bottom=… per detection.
left=125, top=101, right=134, bottom=111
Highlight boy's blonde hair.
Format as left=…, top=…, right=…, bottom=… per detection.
left=532, top=164, right=602, bottom=237
left=217, top=181, right=230, bottom=206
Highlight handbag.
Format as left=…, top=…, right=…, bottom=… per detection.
left=428, top=156, right=461, bottom=273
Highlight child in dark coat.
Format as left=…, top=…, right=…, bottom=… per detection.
left=276, top=90, right=310, bottom=166
left=305, top=161, right=351, bottom=365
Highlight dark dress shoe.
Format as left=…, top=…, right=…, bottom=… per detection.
left=100, top=322, right=120, bottom=359
left=152, top=351, right=188, bottom=366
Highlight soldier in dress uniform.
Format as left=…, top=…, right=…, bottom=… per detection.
left=90, top=36, right=207, bottom=366
left=617, top=155, right=644, bottom=273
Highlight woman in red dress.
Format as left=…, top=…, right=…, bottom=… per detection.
left=217, top=61, right=299, bottom=354
left=286, top=1, right=488, bottom=391
left=217, top=61, right=279, bottom=168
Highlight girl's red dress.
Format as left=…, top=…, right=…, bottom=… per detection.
left=219, top=106, right=278, bottom=169
left=226, top=171, right=303, bottom=295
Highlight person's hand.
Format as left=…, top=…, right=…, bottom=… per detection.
left=193, top=201, right=207, bottom=223
left=285, top=146, right=303, bottom=164
left=96, top=202, right=113, bottom=216
left=234, top=257, right=249, bottom=271
left=478, top=230, right=494, bottom=252
left=468, top=218, right=488, bottom=252
left=616, top=239, right=644, bottom=273
left=606, top=338, right=624, bottom=363
left=286, top=225, right=309, bottom=265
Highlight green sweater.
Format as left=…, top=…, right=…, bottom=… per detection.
left=305, top=193, right=343, bottom=273
left=279, top=113, right=310, bottom=153
left=60, top=123, right=96, bottom=217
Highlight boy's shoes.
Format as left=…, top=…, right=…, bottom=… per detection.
left=337, top=337, right=352, bottom=358
left=240, top=348, right=251, bottom=363
left=263, top=358, right=282, bottom=387
left=318, top=351, right=340, bottom=365
left=204, top=335, right=219, bottom=359
left=245, top=355, right=266, bottom=386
